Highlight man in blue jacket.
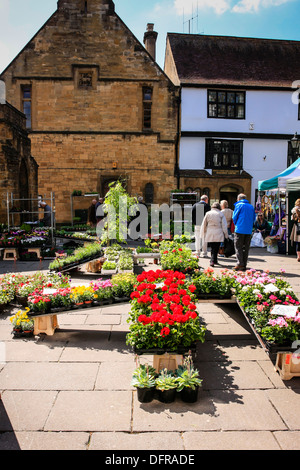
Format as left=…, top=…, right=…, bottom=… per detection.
left=232, top=194, right=256, bottom=271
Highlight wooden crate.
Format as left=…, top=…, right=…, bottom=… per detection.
left=34, top=315, right=59, bottom=336
left=153, top=353, right=183, bottom=373
left=275, top=352, right=300, bottom=380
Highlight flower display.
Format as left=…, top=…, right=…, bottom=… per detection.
left=126, top=270, right=206, bottom=351
left=159, top=242, right=199, bottom=274
left=10, top=307, right=34, bottom=332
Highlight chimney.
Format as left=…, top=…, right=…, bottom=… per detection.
left=143, top=23, right=158, bottom=61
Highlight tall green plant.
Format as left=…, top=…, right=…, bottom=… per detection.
left=101, top=180, right=137, bottom=244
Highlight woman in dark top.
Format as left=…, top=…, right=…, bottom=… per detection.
left=254, top=213, right=270, bottom=238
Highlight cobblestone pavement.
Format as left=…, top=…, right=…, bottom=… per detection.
left=0, top=247, right=299, bottom=450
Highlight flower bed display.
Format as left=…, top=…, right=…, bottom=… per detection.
left=222, top=268, right=300, bottom=353
left=192, top=267, right=233, bottom=299
left=49, top=242, right=103, bottom=272
left=126, top=270, right=206, bottom=353
left=159, top=242, right=199, bottom=274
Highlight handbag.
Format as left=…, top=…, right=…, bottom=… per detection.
left=296, top=221, right=300, bottom=236
left=224, top=237, right=235, bottom=257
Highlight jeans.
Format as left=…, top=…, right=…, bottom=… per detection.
left=234, top=233, right=252, bottom=268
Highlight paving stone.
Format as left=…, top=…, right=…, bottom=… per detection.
left=182, top=431, right=281, bottom=450
left=132, top=390, right=287, bottom=432
left=0, top=391, right=57, bottom=431
left=95, top=361, right=135, bottom=390
left=58, top=314, right=87, bottom=324
left=273, top=431, right=300, bottom=450
left=4, top=340, right=64, bottom=362
left=86, top=314, right=121, bottom=325
left=89, top=431, right=184, bottom=450
left=44, top=391, right=132, bottom=432
left=0, top=431, right=89, bottom=450
left=266, top=389, right=300, bottom=430
left=0, top=362, right=99, bottom=390
left=199, top=360, right=274, bottom=390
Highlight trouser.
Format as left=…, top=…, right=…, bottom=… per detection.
left=234, top=233, right=252, bottom=268
left=210, top=242, right=220, bottom=263
left=194, top=226, right=208, bottom=254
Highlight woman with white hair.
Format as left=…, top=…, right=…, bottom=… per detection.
left=200, top=202, right=228, bottom=267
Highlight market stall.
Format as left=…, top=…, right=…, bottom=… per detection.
left=257, top=158, right=300, bottom=254
left=286, top=176, right=300, bottom=255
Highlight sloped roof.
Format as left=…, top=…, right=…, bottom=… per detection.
left=167, top=33, right=300, bottom=88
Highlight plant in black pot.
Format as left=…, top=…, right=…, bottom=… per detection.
left=155, top=368, right=178, bottom=403
left=176, top=356, right=202, bottom=403
left=131, top=363, right=157, bottom=403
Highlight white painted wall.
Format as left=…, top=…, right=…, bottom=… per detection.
left=180, top=136, right=289, bottom=205
left=181, top=87, right=300, bottom=135
left=180, top=86, right=300, bottom=204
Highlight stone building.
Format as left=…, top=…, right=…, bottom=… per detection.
left=0, top=83, right=38, bottom=225
left=0, top=0, right=179, bottom=223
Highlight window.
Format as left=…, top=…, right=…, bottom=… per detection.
left=205, top=139, right=243, bottom=170
left=145, top=182, right=154, bottom=204
left=143, top=87, right=152, bottom=130
left=208, top=90, right=245, bottom=119
left=21, top=85, right=32, bottom=128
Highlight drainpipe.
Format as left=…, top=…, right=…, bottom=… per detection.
left=175, top=87, right=181, bottom=190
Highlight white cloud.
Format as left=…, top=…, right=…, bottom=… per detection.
left=174, top=0, right=231, bottom=16
left=173, top=0, right=293, bottom=15
left=232, top=0, right=292, bottom=13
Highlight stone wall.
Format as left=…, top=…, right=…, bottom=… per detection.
left=0, top=0, right=179, bottom=222
left=0, top=103, right=38, bottom=224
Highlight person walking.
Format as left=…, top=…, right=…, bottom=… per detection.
left=220, top=200, right=233, bottom=235
left=192, top=195, right=211, bottom=257
left=200, top=202, right=228, bottom=267
left=290, top=199, right=300, bottom=262
left=232, top=193, right=256, bottom=271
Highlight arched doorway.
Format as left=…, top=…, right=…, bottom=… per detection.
left=220, top=185, right=242, bottom=209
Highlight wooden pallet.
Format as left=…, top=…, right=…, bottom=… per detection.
left=275, top=352, right=300, bottom=380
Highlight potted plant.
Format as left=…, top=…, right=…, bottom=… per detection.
left=155, top=368, right=178, bottom=403
left=10, top=308, right=34, bottom=338
left=102, top=261, right=117, bottom=275
left=176, top=356, right=202, bottom=403
left=118, top=253, right=134, bottom=273
left=92, top=279, right=113, bottom=305
left=131, top=363, right=157, bottom=403
left=111, top=273, right=136, bottom=302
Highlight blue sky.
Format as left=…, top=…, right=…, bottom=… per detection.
left=0, top=0, right=299, bottom=72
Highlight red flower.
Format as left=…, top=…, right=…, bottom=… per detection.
left=188, top=285, right=196, bottom=293
left=160, top=327, right=170, bottom=337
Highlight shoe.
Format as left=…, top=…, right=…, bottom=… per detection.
left=200, top=252, right=208, bottom=258
left=233, top=265, right=245, bottom=271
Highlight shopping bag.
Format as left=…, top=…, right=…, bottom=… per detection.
left=224, top=237, right=235, bottom=257
left=250, top=232, right=265, bottom=248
